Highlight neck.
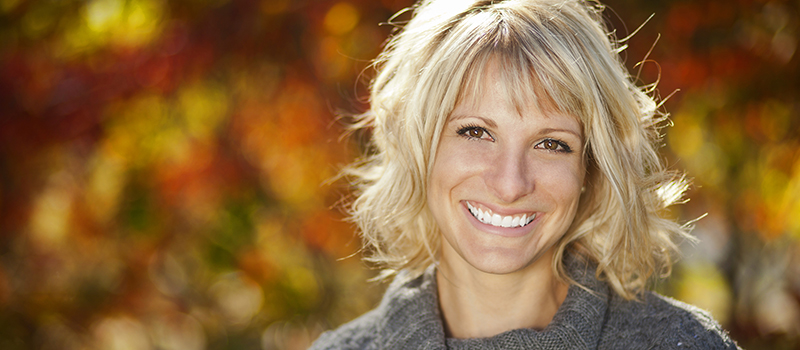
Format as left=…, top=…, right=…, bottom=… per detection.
left=436, top=249, right=568, bottom=339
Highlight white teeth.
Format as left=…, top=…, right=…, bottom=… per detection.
left=465, top=201, right=535, bottom=228
left=501, top=216, right=512, bottom=228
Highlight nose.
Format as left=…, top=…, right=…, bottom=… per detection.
left=484, top=148, right=534, bottom=203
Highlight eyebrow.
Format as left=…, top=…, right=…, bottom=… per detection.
left=449, top=115, right=582, bottom=139
left=449, top=114, right=498, bottom=129
left=540, top=127, right=583, bottom=139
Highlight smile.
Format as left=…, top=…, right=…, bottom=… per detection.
left=466, top=201, right=536, bottom=228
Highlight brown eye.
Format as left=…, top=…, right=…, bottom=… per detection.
left=536, top=139, right=572, bottom=153
left=457, top=126, right=493, bottom=141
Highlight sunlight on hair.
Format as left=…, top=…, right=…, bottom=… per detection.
left=655, top=180, right=688, bottom=207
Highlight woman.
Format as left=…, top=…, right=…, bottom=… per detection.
left=312, top=0, right=740, bottom=348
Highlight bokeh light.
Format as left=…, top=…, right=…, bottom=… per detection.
left=0, top=0, right=797, bottom=349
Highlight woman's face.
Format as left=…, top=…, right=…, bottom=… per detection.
left=428, top=66, right=586, bottom=275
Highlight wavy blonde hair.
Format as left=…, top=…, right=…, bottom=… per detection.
left=346, top=0, right=693, bottom=300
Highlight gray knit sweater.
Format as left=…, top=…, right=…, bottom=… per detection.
left=311, top=255, right=740, bottom=349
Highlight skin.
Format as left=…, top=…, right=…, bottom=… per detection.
left=427, top=64, right=586, bottom=338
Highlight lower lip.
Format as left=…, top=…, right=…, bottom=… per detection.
left=461, top=203, right=537, bottom=238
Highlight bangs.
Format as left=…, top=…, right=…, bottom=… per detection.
left=445, top=6, right=594, bottom=126
left=457, top=51, right=560, bottom=118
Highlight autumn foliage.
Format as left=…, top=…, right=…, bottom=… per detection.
left=0, top=0, right=797, bottom=349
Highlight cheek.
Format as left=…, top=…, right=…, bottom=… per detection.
left=427, top=139, right=485, bottom=225
left=428, top=140, right=455, bottom=207
left=537, top=159, right=584, bottom=207
left=430, top=139, right=481, bottom=187
left=554, top=164, right=583, bottom=193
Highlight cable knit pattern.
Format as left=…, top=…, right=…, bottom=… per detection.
left=310, top=255, right=740, bottom=350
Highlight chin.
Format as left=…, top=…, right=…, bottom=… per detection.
left=447, top=238, right=555, bottom=276
left=474, top=261, right=531, bottom=275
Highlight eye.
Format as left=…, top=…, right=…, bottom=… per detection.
left=467, top=128, right=485, bottom=138
left=535, top=138, right=572, bottom=153
left=457, top=125, right=494, bottom=141
left=542, top=140, right=559, bottom=150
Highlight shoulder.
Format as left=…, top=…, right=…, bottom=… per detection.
left=309, top=309, right=381, bottom=350
left=600, top=291, right=740, bottom=349
left=310, top=266, right=444, bottom=350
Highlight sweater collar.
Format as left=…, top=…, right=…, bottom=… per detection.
left=375, top=254, right=610, bottom=350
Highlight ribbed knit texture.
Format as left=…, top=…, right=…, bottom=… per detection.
left=310, top=254, right=740, bottom=349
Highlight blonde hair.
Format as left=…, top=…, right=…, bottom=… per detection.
left=346, top=0, right=693, bottom=300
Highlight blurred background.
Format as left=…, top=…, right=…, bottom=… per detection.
left=0, top=0, right=797, bottom=349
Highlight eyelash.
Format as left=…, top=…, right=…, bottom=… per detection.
left=456, top=124, right=573, bottom=154
left=537, top=139, right=573, bottom=153
left=456, top=124, right=492, bottom=141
